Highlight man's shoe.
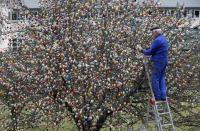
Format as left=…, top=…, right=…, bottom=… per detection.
left=149, top=98, right=156, bottom=106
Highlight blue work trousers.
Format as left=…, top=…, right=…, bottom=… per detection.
left=151, top=61, right=167, bottom=100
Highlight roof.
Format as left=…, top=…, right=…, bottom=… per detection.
left=23, top=0, right=39, bottom=9
left=137, top=0, right=200, bottom=8
left=158, top=0, right=200, bottom=8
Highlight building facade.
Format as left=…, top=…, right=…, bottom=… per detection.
left=136, top=0, right=200, bottom=18
left=0, top=0, right=39, bottom=51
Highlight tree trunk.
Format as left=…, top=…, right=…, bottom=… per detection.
left=10, top=106, right=17, bottom=131
left=77, top=109, right=113, bottom=131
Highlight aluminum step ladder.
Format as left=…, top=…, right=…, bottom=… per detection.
left=143, top=56, right=175, bottom=131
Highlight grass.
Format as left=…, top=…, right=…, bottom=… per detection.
left=1, top=104, right=200, bottom=131
left=28, top=123, right=200, bottom=131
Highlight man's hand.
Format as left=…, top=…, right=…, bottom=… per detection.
left=135, top=44, right=143, bottom=59
left=136, top=44, right=142, bottom=50
left=136, top=44, right=143, bottom=52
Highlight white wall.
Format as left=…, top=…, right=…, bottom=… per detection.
left=137, top=0, right=200, bottom=7
left=159, top=0, right=200, bottom=7
left=23, top=0, right=39, bottom=8
left=0, top=5, right=27, bottom=51
left=0, top=6, right=10, bottom=51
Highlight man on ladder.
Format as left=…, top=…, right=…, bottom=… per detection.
left=141, top=26, right=168, bottom=101
left=137, top=26, right=175, bottom=131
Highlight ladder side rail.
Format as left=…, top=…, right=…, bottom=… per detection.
left=143, top=55, right=162, bottom=130
left=145, top=102, right=150, bottom=127
left=154, top=104, right=163, bottom=131
left=143, top=55, right=155, bottom=99
left=165, top=98, right=175, bottom=131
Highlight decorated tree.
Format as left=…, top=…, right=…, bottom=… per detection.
left=0, top=0, right=199, bottom=131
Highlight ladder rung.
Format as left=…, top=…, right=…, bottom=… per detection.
left=158, top=112, right=170, bottom=115
left=156, top=107, right=169, bottom=112
left=162, top=123, right=173, bottom=127
left=155, top=101, right=167, bottom=104
left=157, top=109, right=166, bottom=112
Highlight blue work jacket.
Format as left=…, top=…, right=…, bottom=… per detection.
left=142, top=34, right=169, bottom=63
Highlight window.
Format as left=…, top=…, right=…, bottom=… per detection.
left=8, top=12, right=11, bottom=20
left=9, top=38, right=22, bottom=51
left=191, top=10, right=194, bottom=18
left=11, top=11, right=22, bottom=20
left=183, top=10, right=187, bottom=17
left=32, top=11, right=38, bottom=17
left=12, top=12, right=18, bottom=20
left=171, top=10, right=174, bottom=16
left=9, top=10, right=22, bottom=20
left=12, top=39, right=18, bottom=50
left=195, top=10, right=199, bottom=18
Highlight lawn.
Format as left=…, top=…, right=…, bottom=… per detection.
left=28, top=124, right=200, bottom=131
left=0, top=105, right=199, bottom=131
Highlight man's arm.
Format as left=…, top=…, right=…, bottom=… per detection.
left=142, top=39, right=160, bottom=56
